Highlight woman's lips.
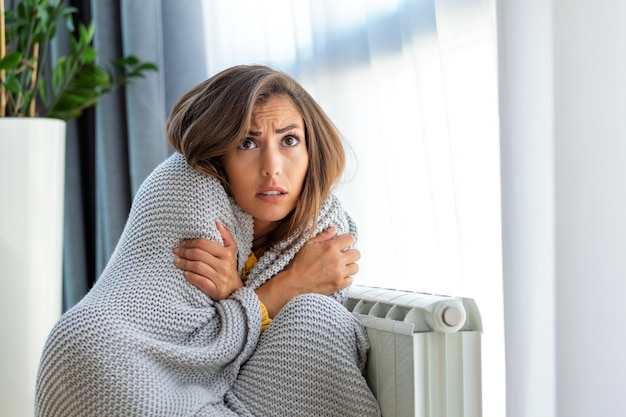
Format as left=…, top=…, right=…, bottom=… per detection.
left=257, top=189, right=287, bottom=203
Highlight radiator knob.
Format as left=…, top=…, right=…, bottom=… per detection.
left=442, top=306, right=463, bottom=327
left=430, top=300, right=467, bottom=332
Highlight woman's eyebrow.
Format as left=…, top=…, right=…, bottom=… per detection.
left=248, top=123, right=303, bottom=136
left=276, top=124, right=302, bottom=133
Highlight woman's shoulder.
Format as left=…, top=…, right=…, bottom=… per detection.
left=318, top=193, right=358, bottom=238
left=137, top=153, right=227, bottom=202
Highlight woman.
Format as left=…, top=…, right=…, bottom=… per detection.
left=36, top=65, right=380, bottom=416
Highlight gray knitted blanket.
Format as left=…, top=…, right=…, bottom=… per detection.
left=36, top=153, right=376, bottom=417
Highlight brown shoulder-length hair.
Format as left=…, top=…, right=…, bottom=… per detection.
left=166, top=64, right=346, bottom=247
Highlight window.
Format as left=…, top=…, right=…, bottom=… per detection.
left=202, top=1, right=503, bottom=415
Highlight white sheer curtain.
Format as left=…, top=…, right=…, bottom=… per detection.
left=201, top=1, right=503, bottom=416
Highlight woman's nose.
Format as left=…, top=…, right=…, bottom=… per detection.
left=261, top=149, right=281, bottom=177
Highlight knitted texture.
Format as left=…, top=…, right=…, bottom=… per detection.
left=36, top=153, right=380, bottom=417
left=227, top=294, right=381, bottom=417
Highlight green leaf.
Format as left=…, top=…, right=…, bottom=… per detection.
left=51, top=58, right=67, bottom=93
left=60, top=7, right=78, bottom=32
left=78, top=23, right=94, bottom=45
left=71, top=63, right=111, bottom=87
left=3, top=76, right=23, bottom=94
left=4, top=0, right=159, bottom=121
left=16, top=2, right=28, bottom=18
left=0, top=52, right=23, bottom=70
left=137, top=62, right=159, bottom=71
left=80, top=47, right=98, bottom=64
left=38, top=80, right=48, bottom=104
left=123, top=55, right=140, bottom=66
left=59, top=91, right=96, bottom=108
left=86, top=23, right=95, bottom=41
left=70, top=36, right=79, bottom=55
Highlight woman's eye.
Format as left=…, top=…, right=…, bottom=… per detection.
left=238, top=138, right=257, bottom=150
left=282, top=135, right=300, bottom=147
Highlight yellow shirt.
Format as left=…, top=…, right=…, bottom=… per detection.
left=241, top=250, right=272, bottom=333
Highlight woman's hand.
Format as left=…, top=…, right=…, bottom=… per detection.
left=173, top=222, right=242, bottom=300
left=285, top=226, right=360, bottom=294
left=255, top=226, right=360, bottom=318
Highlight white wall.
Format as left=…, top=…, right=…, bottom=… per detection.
left=498, top=1, right=626, bottom=416
left=554, top=1, right=626, bottom=416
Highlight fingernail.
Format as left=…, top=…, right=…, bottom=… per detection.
left=173, top=247, right=180, bottom=254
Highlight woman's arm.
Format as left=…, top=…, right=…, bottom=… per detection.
left=173, top=226, right=360, bottom=317
left=254, top=227, right=359, bottom=318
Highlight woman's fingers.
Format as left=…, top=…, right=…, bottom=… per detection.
left=173, top=254, right=215, bottom=277
left=309, top=226, right=337, bottom=244
left=174, top=234, right=236, bottom=270
left=286, top=231, right=361, bottom=294
left=183, top=269, right=218, bottom=298
left=172, top=225, right=241, bottom=300
left=345, top=258, right=359, bottom=277
left=216, top=222, right=236, bottom=248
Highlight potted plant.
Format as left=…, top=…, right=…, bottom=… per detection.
left=0, top=0, right=157, bottom=119
left=0, top=1, right=157, bottom=415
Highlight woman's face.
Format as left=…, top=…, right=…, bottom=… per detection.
left=223, top=95, right=309, bottom=238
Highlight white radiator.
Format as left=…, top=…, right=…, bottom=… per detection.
left=344, top=285, right=483, bottom=417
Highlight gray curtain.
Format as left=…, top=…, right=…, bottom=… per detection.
left=63, top=0, right=210, bottom=310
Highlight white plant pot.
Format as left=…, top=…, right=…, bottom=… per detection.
left=0, top=118, right=66, bottom=417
